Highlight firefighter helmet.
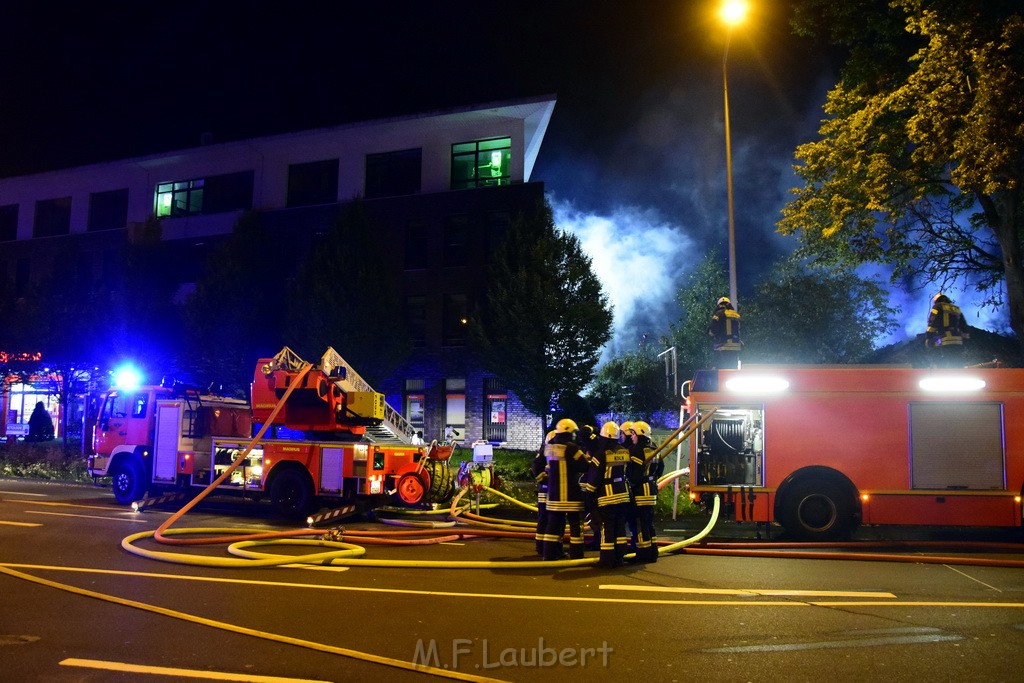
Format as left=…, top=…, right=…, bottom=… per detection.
left=633, top=421, right=652, bottom=437
left=545, top=430, right=556, bottom=444
left=717, top=296, right=731, bottom=306
left=600, top=421, right=619, bottom=438
left=933, top=292, right=951, bottom=303
left=620, top=421, right=635, bottom=435
left=555, top=418, right=579, bottom=434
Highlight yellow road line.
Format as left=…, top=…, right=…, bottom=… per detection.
left=0, top=490, right=49, bottom=497
left=21, top=500, right=118, bottom=511
left=61, top=658, right=331, bottom=682
left=1, top=566, right=508, bottom=683
left=6, top=563, right=1023, bottom=608
left=600, top=584, right=898, bottom=599
left=0, top=520, right=43, bottom=527
left=25, top=511, right=150, bottom=524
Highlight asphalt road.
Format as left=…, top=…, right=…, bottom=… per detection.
left=2, top=478, right=1023, bottom=682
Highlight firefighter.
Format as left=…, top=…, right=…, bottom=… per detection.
left=541, top=419, right=589, bottom=560
left=532, top=430, right=555, bottom=556
left=925, top=293, right=969, bottom=368
left=627, top=420, right=660, bottom=563
left=618, top=421, right=638, bottom=548
left=587, top=421, right=632, bottom=568
left=577, top=424, right=601, bottom=550
left=709, top=296, right=742, bottom=369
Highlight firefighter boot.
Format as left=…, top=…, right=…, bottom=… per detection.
left=637, top=545, right=658, bottom=564
left=543, top=541, right=567, bottom=561
left=597, top=549, right=621, bottom=569
left=568, top=543, right=585, bottom=560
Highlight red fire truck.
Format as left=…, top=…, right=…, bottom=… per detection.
left=87, top=347, right=453, bottom=515
left=685, top=365, right=1024, bottom=539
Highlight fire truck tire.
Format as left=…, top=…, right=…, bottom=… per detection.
left=268, top=468, right=315, bottom=518
left=396, top=471, right=429, bottom=506
left=111, top=460, right=147, bottom=505
left=778, top=478, right=856, bottom=541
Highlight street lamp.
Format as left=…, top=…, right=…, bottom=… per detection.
left=720, top=0, right=748, bottom=308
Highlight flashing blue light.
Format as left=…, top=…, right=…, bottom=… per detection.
left=113, top=365, right=143, bottom=391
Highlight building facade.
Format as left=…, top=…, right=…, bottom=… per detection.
left=0, top=96, right=556, bottom=449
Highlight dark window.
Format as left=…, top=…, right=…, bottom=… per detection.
left=451, top=138, right=511, bottom=190
left=442, top=293, right=468, bottom=346
left=405, top=295, right=427, bottom=347
left=443, top=215, right=469, bottom=267
left=88, top=188, right=129, bottom=232
left=405, top=220, right=428, bottom=270
left=15, top=258, right=30, bottom=294
left=34, top=197, right=72, bottom=237
left=365, top=148, right=422, bottom=199
left=0, top=204, right=17, bottom=242
left=287, top=159, right=339, bottom=207
left=154, top=171, right=253, bottom=217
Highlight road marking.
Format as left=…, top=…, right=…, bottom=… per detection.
left=25, top=511, right=150, bottom=524
left=7, top=562, right=1024, bottom=609
left=600, top=584, right=897, bottom=599
left=0, top=490, right=48, bottom=497
left=21, top=500, right=119, bottom=511
left=60, top=658, right=331, bottom=682
left=944, top=564, right=1003, bottom=592
left=703, top=633, right=962, bottom=653
left=0, top=520, right=43, bottom=527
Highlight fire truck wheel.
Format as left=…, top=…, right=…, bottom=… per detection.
left=778, top=479, right=855, bottom=541
left=268, top=468, right=314, bottom=518
left=111, top=460, right=146, bottom=505
left=396, top=471, right=428, bottom=506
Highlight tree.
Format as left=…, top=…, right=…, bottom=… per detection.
left=472, top=198, right=612, bottom=435
left=284, top=199, right=410, bottom=386
left=181, top=211, right=287, bottom=395
left=586, top=348, right=669, bottom=421
left=780, top=1, right=1024, bottom=343
left=742, top=256, right=899, bottom=364
left=665, top=253, right=730, bottom=381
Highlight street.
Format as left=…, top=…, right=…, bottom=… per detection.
left=2, top=478, right=1023, bottom=682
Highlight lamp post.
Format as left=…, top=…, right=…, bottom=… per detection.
left=720, top=0, right=748, bottom=308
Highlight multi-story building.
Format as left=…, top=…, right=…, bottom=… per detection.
left=0, top=96, right=557, bottom=449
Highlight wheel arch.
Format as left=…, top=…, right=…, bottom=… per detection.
left=774, top=465, right=862, bottom=525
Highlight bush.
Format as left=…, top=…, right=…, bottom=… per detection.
left=0, top=441, right=91, bottom=482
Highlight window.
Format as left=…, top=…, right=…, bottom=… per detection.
left=404, top=220, right=428, bottom=270
left=451, top=137, right=511, bottom=190
left=34, top=197, right=72, bottom=237
left=0, top=204, right=17, bottom=242
left=445, top=378, right=465, bottom=439
left=405, top=296, right=427, bottom=347
left=483, top=377, right=507, bottom=443
left=365, top=148, right=422, bottom=199
left=443, top=215, right=468, bottom=267
left=15, top=258, right=30, bottom=294
left=88, top=188, right=129, bottom=232
left=287, top=159, right=339, bottom=207
left=442, top=293, right=468, bottom=346
left=405, top=380, right=425, bottom=427
left=155, top=171, right=253, bottom=217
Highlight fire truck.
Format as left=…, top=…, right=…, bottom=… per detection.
left=684, top=365, right=1024, bottom=540
left=87, top=347, right=454, bottom=515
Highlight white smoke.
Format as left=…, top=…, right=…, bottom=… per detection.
left=550, top=196, right=693, bottom=360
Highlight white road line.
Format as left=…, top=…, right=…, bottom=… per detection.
left=702, top=633, right=963, bottom=653
left=0, top=490, right=49, bottom=497
left=25, top=511, right=150, bottom=524
left=600, top=584, right=898, bottom=599
left=60, top=658, right=332, bottom=682
left=944, top=564, right=1003, bottom=592
left=0, top=520, right=43, bottom=527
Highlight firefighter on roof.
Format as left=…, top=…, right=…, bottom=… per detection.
left=532, top=431, right=555, bottom=556
left=626, top=420, right=660, bottom=563
left=709, top=296, right=742, bottom=369
left=586, top=421, right=633, bottom=568
left=540, top=419, right=589, bottom=560
left=926, top=293, right=969, bottom=368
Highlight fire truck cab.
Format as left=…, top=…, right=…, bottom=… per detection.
left=686, top=365, right=1024, bottom=540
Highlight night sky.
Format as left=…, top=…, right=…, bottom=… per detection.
left=5, top=1, right=970, bottom=350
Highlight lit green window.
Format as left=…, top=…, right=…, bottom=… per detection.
left=451, top=138, right=511, bottom=190
left=155, top=179, right=204, bottom=217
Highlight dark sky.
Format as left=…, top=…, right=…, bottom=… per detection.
left=3, top=1, right=876, bottom=348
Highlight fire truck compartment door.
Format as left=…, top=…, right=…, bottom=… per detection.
left=153, top=401, right=182, bottom=483
left=320, top=447, right=344, bottom=492
left=910, top=402, right=1004, bottom=490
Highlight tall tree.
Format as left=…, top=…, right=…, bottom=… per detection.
left=742, top=257, right=899, bottom=364
left=780, top=0, right=1024, bottom=342
left=284, top=199, right=410, bottom=385
left=472, top=198, right=612, bottom=434
left=181, top=211, right=287, bottom=395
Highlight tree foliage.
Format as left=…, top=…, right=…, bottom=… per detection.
left=586, top=347, right=669, bottom=422
left=781, top=0, right=1024, bottom=343
left=472, top=198, right=612, bottom=433
left=284, top=199, right=410, bottom=386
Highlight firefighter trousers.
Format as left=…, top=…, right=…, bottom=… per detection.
left=596, top=503, right=629, bottom=567
left=542, top=510, right=584, bottom=560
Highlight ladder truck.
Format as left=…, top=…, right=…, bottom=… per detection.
left=87, top=347, right=454, bottom=516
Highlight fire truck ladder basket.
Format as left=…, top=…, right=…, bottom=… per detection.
left=317, top=347, right=415, bottom=444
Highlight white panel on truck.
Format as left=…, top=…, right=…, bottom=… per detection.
left=153, top=401, right=182, bottom=483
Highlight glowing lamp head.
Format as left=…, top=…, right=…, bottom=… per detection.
left=918, top=377, right=986, bottom=393
left=724, top=375, right=790, bottom=394
left=113, top=364, right=143, bottom=391
left=720, top=0, right=749, bottom=27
